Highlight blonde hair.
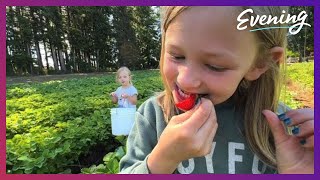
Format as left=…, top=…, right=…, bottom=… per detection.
left=116, top=66, right=133, bottom=85
left=158, top=6, right=288, bottom=168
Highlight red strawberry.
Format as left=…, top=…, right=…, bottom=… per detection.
left=175, top=94, right=197, bottom=111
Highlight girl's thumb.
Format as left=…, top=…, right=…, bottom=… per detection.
left=262, top=110, right=289, bottom=145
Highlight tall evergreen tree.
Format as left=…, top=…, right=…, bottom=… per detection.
left=43, top=7, right=66, bottom=73
left=132, top=6, right=161, bottom=69
left=6, top=6, right=162, bottom=75
left=7, top=7, right=34, bottom=75
left=6, top=6, right=16, bottom=75
left=90, top=6, right=114, bottom=71
left=112, top=6, right=141, bottom=69
left=29, top=6, right=44, bottom=75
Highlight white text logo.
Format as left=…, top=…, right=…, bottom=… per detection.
left=237, top=8, right=311, bottom=35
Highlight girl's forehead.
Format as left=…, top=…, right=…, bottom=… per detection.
left=118, top=70, right=129, bottom=76
left=168, top=7, right=240, bottom=33
left=164, top=6, right=258, bottom=65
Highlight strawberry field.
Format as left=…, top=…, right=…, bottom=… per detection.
left=6, top=70, right=163, bottom=174
left=6, top=62, right=313, bottom=174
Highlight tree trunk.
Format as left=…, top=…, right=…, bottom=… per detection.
left=58, top=49, right=66, bottom=73
left=303, top=7, right=307, bottom=61
left=35, top=41, right=44, bottom=74
left=64, top=50, right=70, bottom=72
left=6, top=45, right=15, bottom=75
left=50, top=43, right=59, bottom=72
left=72, top=48, right=76, bottom=73
left=43, top=41, right=50, bottom=72
left=87, top=52, right=91, bottom=70
left=65, top=6, right=72, bottom=73
left=26, top=43, right=33, bottom=75
left=96, top=49, right=100, bottom=71
left=76, top=49, right=81, bottom=72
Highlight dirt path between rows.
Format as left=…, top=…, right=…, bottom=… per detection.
left=286, top=79, right=314, bottom=108
left=6, top=73, right=112, bottom=85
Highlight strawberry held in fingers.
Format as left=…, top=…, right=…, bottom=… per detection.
left=174, top=84, right=206, bottom=112
left=175, top=94, right=197, bottom=111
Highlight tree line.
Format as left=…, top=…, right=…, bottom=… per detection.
left=6, top=6, right=161, bottom=76
left=6, top=6, right=314, bottom=76
left=287, top=6, right=314, bottom=62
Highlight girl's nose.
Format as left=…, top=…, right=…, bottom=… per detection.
left=177, top=65, right=201, bottom=91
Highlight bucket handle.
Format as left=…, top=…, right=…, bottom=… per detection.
left=120, top=96, right=129, bottom=108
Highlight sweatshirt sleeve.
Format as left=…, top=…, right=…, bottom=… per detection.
left=119, top=99, right=159, bottom=174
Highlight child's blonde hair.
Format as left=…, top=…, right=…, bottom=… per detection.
left=158, top=6, right=288, bottom=168
left=116, top=66, right=133, bottom=85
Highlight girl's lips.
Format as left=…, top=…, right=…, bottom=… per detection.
left=174, top=85, right=194, bottom=102
left=174, top=85, right=198, bottom=111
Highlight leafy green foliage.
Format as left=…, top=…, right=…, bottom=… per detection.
left=287, top=7, right=314, bottom=58
left=81, top=136, right=127, bottom=174
left=286, top=49, right=299, bottom=57
left=286, top=62, right=314, bottom=90
left=7, top=64, right=312, bottom=174
left=6, top=70, right=163, bottom=174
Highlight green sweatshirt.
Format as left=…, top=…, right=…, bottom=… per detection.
left=119, top=96, right=285, bottom=174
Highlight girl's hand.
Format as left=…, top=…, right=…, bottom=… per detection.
left=110, top=92, right=118, bottom=104
left=147, top=98, right=218, bottom=173
left=121, top=93, right=129, bottom=99
left=262, top=108, right=314, bottom=174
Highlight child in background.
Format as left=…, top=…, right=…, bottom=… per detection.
left=119, top=6, right=314, bottom=174
left=110, top=67, right=138, bottom=108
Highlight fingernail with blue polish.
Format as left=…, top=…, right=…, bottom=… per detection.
left=292, top=127, right=300, bottom=135
left=278, top=113, right=286, bottom=120
left=283, top=117, right=291, bottom=126
left=300, top=139, right=306, bottom=145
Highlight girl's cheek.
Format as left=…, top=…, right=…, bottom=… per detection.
left=164, top=58, right=177, bottom=71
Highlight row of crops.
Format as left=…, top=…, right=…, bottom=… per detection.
left=6, top=70, right=163, bottom=174
left=6, top=62, right=313, bottom=174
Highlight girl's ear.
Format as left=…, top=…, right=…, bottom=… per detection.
left=244, top=47, right=284, bottom=81
left=269, top=46, right=285, bottom=64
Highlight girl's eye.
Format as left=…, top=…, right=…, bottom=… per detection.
left=169, top=54, right=185, bottom=61
left=174, top=56, right=185, bottom=60
left=206, top=64, right=226, bottom=72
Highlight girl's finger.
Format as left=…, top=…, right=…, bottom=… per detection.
left=262, top=110, right=290, bottom=146
left=170, top=100, right=203, bottom=125
left=183, top=98, right=213, bottom=132
left=170, top=109, right=194, bottom=124
left=284, top=108, right=314, bottom=126
left=194, top=108, right=218, bottom=155
left=291, top=120, right=314, bottom=138
left=196, top=107, right=217, bottom=141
